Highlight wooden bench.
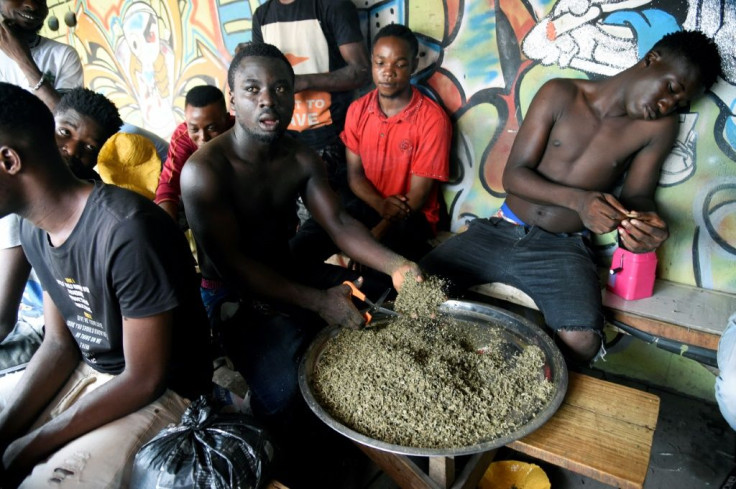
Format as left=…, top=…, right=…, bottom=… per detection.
left=470, top=278, right=734, bottom=352
left=356, top=372, right=660, bottom=489
left=507, top=372, right=659, bottom=489
left=602, top=279, right=732, bottom=351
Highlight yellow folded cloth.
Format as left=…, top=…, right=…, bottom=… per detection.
left=97, top=132, right=162, bottom=200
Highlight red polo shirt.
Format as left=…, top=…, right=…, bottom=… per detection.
left=340, top=87, right=451, bottom=229
left=155, top=115, right=235, bottom=206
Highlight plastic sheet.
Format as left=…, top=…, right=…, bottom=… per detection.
left=131, top=395, right=274, bottom=489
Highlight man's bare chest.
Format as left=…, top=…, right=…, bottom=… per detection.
left=230, top=168, right=299, bottom=221
left=543, top=117, right=649, bottom=180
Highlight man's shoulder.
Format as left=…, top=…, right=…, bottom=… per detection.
left=92, top=183, right=158, bottom=218
left=539, top=77, right=582, bottom=97
left=181, top=132, right=237, bottom=178
left=320, top=0, right=358, bottom=8
left=349, top=90, right=377, bottom=113
left=524, top=78, right=582, bottom=115
left=253, top=0, right=269, bottom=17
left=170, top=121, right=192, bottom=144
left=415, top=90, right=450, bottom=121
left=258, top=0, right=356, bottom=20
left=183, top=139, right=219, bottom=169
left=36, top=36, right=78, bottom=56
left=88, top=185, right=182, bottom=244
left=295, top=0, right=354, bottom=10
left=626, top=112, right=680, bottom=148
left=21, top=185, right=160, bottom=250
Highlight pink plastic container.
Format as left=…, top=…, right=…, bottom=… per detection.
left=607, top=248, right=657, bottom=300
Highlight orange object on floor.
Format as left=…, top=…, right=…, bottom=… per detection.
left=478, top=460, right=550, bottom=489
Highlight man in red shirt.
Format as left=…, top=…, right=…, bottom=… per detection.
left=155, top=85, right=234, bottom=222
left=291, top=24, right=452, bottom=263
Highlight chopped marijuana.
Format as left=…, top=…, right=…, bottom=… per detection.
left=311, top=276, right=554, bottom=448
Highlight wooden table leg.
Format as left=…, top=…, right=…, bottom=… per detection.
left=354, top=443, right=497, bottom=489
left=429, top=456, right=454, bottom=488
left=356, top=444, right=440, bottom=489
left=449, top=450, right=497, bottom=489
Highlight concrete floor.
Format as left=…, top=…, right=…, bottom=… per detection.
left=214, top=336, right=735, bottom=489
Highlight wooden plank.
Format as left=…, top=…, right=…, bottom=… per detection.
left=602, top=280, right=734, bottom=336
left=429, top=456, right=454, bottom=488
left=562, top=373, right=659, bottom=428
left=608, top=309, right=721, bottom=351
left=356, top=443, right=441, bottom=489
left=508, top=373, right=659, bottom=489
left=469, top=280, right=729, bottom=349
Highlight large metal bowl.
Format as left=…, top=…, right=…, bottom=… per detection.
left=298, top=300, right=568, bottom=457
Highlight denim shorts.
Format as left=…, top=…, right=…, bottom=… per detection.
left=420, top=217, right=604, bottom=331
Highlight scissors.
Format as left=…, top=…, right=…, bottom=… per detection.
left=342, top=281, right=399, bottom=325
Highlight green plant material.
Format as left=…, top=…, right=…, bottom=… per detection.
left=313, top=317, right=553, bottom=448
left=312, top=277, right=554, bottom=448
left=393, top=274, right=448, bottom=319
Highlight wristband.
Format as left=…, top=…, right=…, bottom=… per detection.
left=30, top=75, right=45, bottom=91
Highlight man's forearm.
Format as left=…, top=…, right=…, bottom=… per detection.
left=231, top=257, right=327, bottom=313
left=620, top=195, right=657, bottom=213
left=14, top=59, right=60, bottom=110
left=331, top=216, right=406, bottom=277
left=26, top=79, right=61, bottom=111
left=157, top=200, right=179, bottom=221
left=16, top=367, right=167, bottom=466
left=295, top=64, right=370, bottom=93
left=349, top=177, right=385, bottom=214
left=371, top=219, right=393, bottom=240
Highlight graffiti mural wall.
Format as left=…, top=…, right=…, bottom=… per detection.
left=42, top=0, right=736, bottom=293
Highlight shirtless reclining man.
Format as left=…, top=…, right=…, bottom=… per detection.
left=421, top=30, right=723, bottom=363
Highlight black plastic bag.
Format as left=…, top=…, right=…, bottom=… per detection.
left=130, top=395, right=274, bottom=489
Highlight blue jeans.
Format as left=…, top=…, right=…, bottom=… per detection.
left=0, top=320, right=43, bottom=374
left=717, top=313, right=736, bottom=431
left=215, top=264, right=362, bottom=419
left=420, top=217, right=604, bottom=331
left=220, top=304, right=318, bottom=419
